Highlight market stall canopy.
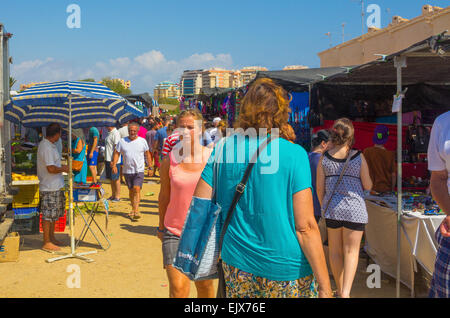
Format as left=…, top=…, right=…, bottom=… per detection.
left=314, top=33, right=450, bottom=117
left=253, top=67, right=351, bottom=92
left=322, top=34, right=450, bottom=85
left=123, top=93, right=153, bottom=107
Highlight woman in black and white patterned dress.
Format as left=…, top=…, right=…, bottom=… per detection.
left=316, top=118, right=373, bottom=298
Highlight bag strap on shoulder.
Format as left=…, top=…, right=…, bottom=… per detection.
left=321, top=149, right=355, bottom=218
left=218, top=135, right=274, bottom=254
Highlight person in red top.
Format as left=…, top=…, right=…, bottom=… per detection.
left=161, top=124, right=178, bottom=157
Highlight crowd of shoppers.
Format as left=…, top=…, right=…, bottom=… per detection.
left=34, top=80, right=448, bottom=299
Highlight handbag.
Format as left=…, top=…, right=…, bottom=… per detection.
left=172, top=138, right=226, bottom=281
left=216, top=135, right=273, bottom=298
left=72, top=141, right=86, bottom=173
left=318, top=149, right=355, bottom=240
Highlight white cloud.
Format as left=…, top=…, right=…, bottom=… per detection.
left=11, top=51, right=234, bottom=92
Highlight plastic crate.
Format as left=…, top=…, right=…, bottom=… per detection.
left=11, top=215, right=40, bottom=235
left=12, top=184, right=39, bottom=208
left=13, top=207, right=39, bottom=220
left=39, top=210, right=66, bottom=233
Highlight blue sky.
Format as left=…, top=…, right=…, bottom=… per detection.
left=2, top=0, right=449, bottom=93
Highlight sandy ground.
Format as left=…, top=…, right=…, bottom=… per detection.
left=0, top=174, right=421, bottom=298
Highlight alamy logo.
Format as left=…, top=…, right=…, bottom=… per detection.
left=66, top=264, right=81, bottom=288
left=366, top=264, right=381, bottom=289
left=366, top=4, right=381, bottom=29
left=66, top=4, right=81, bottom=29
left=171, top=120, right=280, bottom=174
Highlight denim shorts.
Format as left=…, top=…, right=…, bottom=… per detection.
left=162, top=230, right=180, bottom=268
left=105, top=162, right=121, bottom=181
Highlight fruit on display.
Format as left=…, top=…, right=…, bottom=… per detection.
left=12, top=172, right=38, bottom=181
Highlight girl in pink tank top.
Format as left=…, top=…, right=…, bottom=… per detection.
left=158, top=110, right=214, bottom=298
left=164, top=146, right=211, bottom=236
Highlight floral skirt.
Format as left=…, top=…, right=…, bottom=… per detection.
left=222, top=262, right=318, bottom=298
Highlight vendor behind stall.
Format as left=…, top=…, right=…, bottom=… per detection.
left=37, top=123, right=69, bottom=253
left=363, top=125, right=396, bottom=194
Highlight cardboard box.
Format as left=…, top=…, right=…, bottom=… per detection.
left=0, top=232, right=20, bottom=263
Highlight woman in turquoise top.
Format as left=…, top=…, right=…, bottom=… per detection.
left=71, top=129, right=87, bottom=185
left=194, top=78, right=332, bottom=298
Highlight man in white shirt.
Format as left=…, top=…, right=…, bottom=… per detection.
left=105, top=126, right=122, bottom=202
left=118, top=122, right=130, bottom=184
left=37, top=123, right=69, bottom=253
left=112, top=122, right=151, bottom=220
left=427, top=110, right=450, bottom=298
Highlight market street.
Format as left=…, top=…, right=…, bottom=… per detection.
left=0, top=176, right=416, bottom=298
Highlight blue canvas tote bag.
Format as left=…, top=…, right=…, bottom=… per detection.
left=172, top=138, right=226, bottom=280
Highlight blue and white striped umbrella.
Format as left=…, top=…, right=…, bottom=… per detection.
left=4, top=81, right=144, bottom=128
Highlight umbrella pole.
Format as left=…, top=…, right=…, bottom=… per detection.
left=46, top=95, right=97, bottom=263
left=69, top=96, right=75, bottom=254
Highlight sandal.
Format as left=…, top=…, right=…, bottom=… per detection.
left=133, top=213, right=142, bottom=220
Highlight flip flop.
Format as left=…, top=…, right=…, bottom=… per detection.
left=133, top=213, right=142, bottom=220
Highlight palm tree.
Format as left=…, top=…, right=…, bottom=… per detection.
left=9, top=76, right=17, bottom=90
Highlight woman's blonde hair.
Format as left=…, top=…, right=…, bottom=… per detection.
left=280, top=123, right=296, bottom=143
left=330, top=118, right=355, bottom=147
left=176, top=109, right=205, bottom=132
left=236, top=78, right=290, bottom=133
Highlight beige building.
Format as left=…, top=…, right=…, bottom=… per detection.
left=202, top=68, right=242, bottom=89
left=283, top=65, right=309, bottom=70
left=318, top=5, right=450, bottom=67
left=153, top=81, right=180, bottom=101
left=240, top=66, right=268, bottom=86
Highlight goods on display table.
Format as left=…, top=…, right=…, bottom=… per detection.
left=11, top=141, right=37, bottom=175
left=364, top=192, right=445, bottom=295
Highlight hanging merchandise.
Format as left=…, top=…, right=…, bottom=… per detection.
left=179, top=96, right=185, bottom=111
left=235, top=90, right=242, bottom=120
left=227, top=92, right=236, bottom=126
left=202, top=101, right=207, bottom=115
left=221, top=95, right=229, bottom=117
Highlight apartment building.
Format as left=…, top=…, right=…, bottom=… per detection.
left=181, top=70, right=203, bottom=96
left=153, top=81, right=181, bottom=100
left=318, top=4, right=450, bottom=67
left=283, top=65, right=309, bottom=70
left=201, top=68, right=243, bottom=89
left=240, top=66, right=268, bottom=86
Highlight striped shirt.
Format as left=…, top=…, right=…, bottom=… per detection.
left=162, top=132, right=180, bottom=157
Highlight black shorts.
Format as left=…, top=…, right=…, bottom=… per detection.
left=325, top=219, right=365, bottom=231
